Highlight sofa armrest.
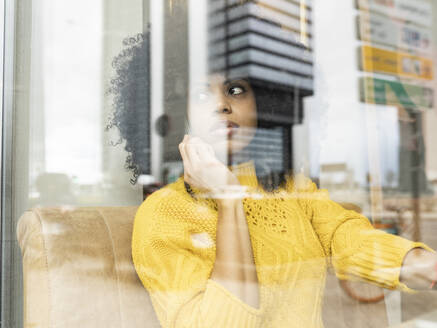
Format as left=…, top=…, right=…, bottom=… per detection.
left=16, top=207, right=160, bottom=328
left=17, top=210, right=51, bottom=328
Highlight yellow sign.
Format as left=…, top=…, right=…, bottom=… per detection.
left=361, top=45, right=433, bottom=80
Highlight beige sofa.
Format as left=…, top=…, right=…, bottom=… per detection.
left=17, top=206, right=391, bottom=328
left=17, top=207, right=161, bottom=328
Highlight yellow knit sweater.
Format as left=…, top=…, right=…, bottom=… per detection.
left=132, top=162, right=429, bottom=328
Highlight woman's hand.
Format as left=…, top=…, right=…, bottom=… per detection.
left=179, top=135, right=241, bottom=197
left=400, top=248, right=437, bottom=290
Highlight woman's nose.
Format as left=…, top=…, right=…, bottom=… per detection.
left=215, top=93, right=232, bottom=115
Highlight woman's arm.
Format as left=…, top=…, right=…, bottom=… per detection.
left=212, top=199, right=259, bottom=308
left=179, top=135, right=259, bottom=308
left=294, top=175, right=435, bottom=291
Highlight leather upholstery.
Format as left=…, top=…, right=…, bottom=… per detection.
left=17, top=207, right=160, bottom=328
left=16, top=206, right=389, bottom=328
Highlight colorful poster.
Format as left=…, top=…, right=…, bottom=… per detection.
left=360, top=77, right=433, bottom=109
left=360, top=45, right=433, bottom=80
left=357, top=0, right=433, bottom=27
left=358, top=12, right=432, bottom=54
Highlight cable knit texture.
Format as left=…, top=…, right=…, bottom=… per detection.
left=132, top=162, right=430, bottom=328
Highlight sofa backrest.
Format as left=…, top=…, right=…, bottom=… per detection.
left=17, top=207, right=161, bottom=328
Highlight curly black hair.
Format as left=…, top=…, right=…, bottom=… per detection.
left=108, top=32, right=151, bottom=184
left=109, top=31, right=304, bottom=190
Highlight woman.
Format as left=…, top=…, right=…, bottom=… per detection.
left=111, top=35, right=437, bottom=328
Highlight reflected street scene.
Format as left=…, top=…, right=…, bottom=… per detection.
left=2, top=0, right=437, bottom=327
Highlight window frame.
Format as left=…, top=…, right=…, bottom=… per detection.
left=1, top=0, right=18, bottom=326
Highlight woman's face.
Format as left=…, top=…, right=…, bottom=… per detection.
left=188, top=74, right=257, bottom=158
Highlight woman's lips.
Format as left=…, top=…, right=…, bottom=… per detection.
left=209, top=120, right=240, bottom=138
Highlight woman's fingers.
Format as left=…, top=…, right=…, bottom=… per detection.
left=186, top=135, right=219, bottom=166
left=192, top=137, right=216, bottom=163
left=185, top=137, right=202, bottom=168
left=179, top=135, right=193, bottom=180
left=180, top=135, right=209, bottom=180
left=179, top=135, right=233, bottom=191
left=178, top=135, right=189, bottom=164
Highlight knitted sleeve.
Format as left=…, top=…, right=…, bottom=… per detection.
left=131, top=189, right=262, bottom=328
left=294, top=176, right=432, bottom=291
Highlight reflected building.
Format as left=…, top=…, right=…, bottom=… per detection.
left=161, top=0, right=315, bottom=181
left=208, top=0, right=314, bottom=176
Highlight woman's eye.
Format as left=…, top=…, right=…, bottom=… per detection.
left=228, top=85, right=245, bottom=96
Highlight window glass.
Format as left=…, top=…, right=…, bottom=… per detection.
left=2, top=0, right=437, bottom=327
